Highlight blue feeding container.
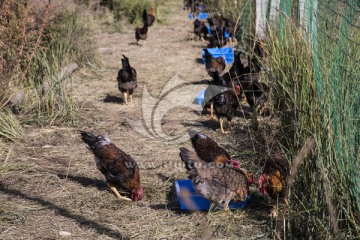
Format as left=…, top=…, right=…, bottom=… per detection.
left=188, top=13, right=194, bottom=20
left=197, top=12, right=208, bottom=19
left=206, top=26, right=211, bottom=34
left=202, top=47, right=234, bottom=64
left=175, top=179, right=251, bottom=211
left=195, top=89, right=205, bottom=106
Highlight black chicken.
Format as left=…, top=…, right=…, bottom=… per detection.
left=117, top=55, right=137, bottom=105
left=193, top=19, right=208, bottom=41
left=135, top=10, right=149, bottom=46
left=213, top=85, right=241, bottom=134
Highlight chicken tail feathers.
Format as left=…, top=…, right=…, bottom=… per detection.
left=121, top=55, right=131, bottom=70
left=142, top=9, right=148, bottom=23
left=179, top=147, right=193, bottom=171
left=80, top=131, right=110, bottom=150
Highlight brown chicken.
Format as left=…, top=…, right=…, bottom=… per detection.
left=203, top=48, right=226, bottom=77
left=190, top=132, right=255, bottom=184
left=242, top=79, right=269, bottom=116
left=135, top=10, right=149, bottom=46
left=193, top=19, right=208, bottom=41
left=258, top=153, right=289, bottom=217
left=223, top=17, right=238, bottom=44
left=117, top=55, right=137, bottom=105
left=207, top=27, right=226, bottom=48
left=191, top=132, right=231, bottom=164
left=179, top=146, right=250, bottom=211
left=80, top=131, right=143, bottom=201
left=146, top=8, right=155, bottom=29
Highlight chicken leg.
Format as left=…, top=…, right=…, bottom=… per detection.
left=210, top=103, right=215, bottom=119
left=109, top=185, right=132, bottom=201
left=129, top=94, right=133, bottom=104
left=219, top=118, right=225, bottom=134
left=270, top=205, right=278, bottom=218
left=123, top=92, right=128, bottom=105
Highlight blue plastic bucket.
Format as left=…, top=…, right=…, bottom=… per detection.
left=197, top=12, right=208, bottom=19
left=202, top=47, right=234, bottom=64
left=175, top=179, right=251, bottom=211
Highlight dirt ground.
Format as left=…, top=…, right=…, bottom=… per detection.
left=0, top=1, right=278, bottom=239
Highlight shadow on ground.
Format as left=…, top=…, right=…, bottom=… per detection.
left=0, top=183, right=129, bottom=240
left=103, top=94, right=124, bottom=104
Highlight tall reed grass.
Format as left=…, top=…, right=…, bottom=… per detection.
left=267, top=19, right=359, bottom=238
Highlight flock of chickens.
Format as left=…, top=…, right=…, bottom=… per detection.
left=79, top=2, right=291, bottom=219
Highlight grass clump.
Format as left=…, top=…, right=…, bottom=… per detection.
left=0, top=0, right=100, bottom=132
left=0, top=108, right=24, bottom=142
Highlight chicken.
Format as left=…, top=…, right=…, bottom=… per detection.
left=207, top=14, right=223, bottom=33
left=224, top=51, right=246, bottom=82
left=203, top=48, right=226, bottom=77
left=202, top=71, right=229, bottom=119
left=190, top=132, right=230, bottom=164
left=184, top=0, right=192, bottom=11
left=193, top=19, right=208, bottom=41
left=189, top=132, right=255, bottom=184
left=192, top=0, right=202, bottom=16
left=179, top=146, right=250, bottom=211
left=80, top=131, right=143, bottom=201
left=146, top=8, right=155, bottom=29
left=258, top=153, right=289, bottom=217
left=233, top=50, right=269, bottom=113
left=117, top=55, right=137, bottom=105
left=207, top=27, right=226, bottom=48
left=202, top=85, right=219, bottom=119
left=213, top=85, right=241, bottom=134
left=202, top=67, right=241, bottom=120
left=135, top=10, right=149, bottom=46
left=242, top=79, right=269, bottom=115
left=223, top=17, right=238, bottom=44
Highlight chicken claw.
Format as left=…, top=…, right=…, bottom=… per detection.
left=110, top=186, right=132, bottom=201
left=223, top=206, right=230, bottom=212
left=270, top=208, right=278, bottom=218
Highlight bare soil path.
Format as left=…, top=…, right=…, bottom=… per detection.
left=0, top=1, right=273, bottom=239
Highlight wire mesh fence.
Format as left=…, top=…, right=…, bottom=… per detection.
left=268, top=0, right=359, bottom=237
left=205, top=0, right=359, bottom=237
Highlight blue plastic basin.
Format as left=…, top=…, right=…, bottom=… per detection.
left=197, top=12, right=208, bottom=19
left=202, top=47, right=234, bottom=64
left=195, top=89, right=205, bottom=106
left=175, top=179, right=251, bottom=211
